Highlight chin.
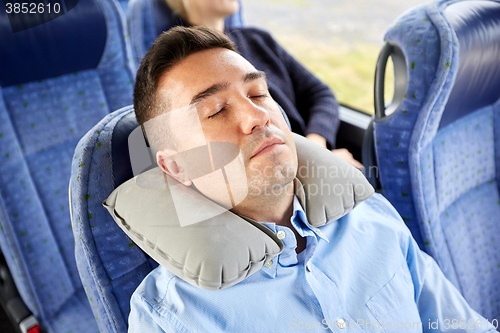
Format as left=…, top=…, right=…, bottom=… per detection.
left=223, top=0, right=239, bottom=15
left=247, top=152, right=296, bottom=189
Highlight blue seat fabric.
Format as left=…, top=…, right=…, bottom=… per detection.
left=71, top=107, right=157, bottom=333
left=374, top=0, right=500, bottom=320
left=0, top=0, right=135, bottom=330
left=118, top=0, right=129, bottom=14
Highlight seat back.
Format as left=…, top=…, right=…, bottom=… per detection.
left=71, top=107, right=155, bottom=333
left=127, top=0, right=244, bottom=66
left=0, top=0, right=135, bottom=330
left=373, top=0, right=500, bottom=320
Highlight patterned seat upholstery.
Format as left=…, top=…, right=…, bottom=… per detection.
left=70, top=107, right=155, bottom=333
left=127, top=0, right=244, bottom=67
left=0, top=0, right=135, bottom=330
left=374, top=0, right=500, bottom=320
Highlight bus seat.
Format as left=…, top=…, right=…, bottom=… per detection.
left=372, top=0, right=500, bottom=320
left=0, top=0, right=135, bottom=330
left=127, top=0, right=244, bottom=67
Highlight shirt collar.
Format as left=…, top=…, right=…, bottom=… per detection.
left=253, top=178, right=330, bottom=277
left=290, top=178, right=330, bottom=241
left=237, top=178, right=330, bottom=241
left=235, top=178, right=331, bottom=277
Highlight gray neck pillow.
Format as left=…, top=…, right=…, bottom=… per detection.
left=103, top=133, right=374, bottom=290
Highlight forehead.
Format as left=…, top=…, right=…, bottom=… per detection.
left=157, top=48, right=258, bottom=109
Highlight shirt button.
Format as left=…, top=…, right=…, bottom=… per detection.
left=306, top=264, right=312, bottom=272
left=276, top=230, right=286, bottom=240
left=336, top=319, right=347, bottom=330
left=265, top=260, right=273, bottom=267
left=316, top=229, right=323, bottom=236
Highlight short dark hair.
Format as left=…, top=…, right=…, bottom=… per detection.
left=133, top=26, right=236, bottom=127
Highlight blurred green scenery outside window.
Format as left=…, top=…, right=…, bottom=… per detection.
left=244, top=0, right=429, bottom=114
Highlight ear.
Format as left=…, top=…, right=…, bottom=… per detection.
left=156, top=149, right=193, bottom=186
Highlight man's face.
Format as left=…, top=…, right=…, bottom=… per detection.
left=156, top=48, right=297, bottom=205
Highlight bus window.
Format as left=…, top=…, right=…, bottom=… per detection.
left=244, top=0, right=429, bottom=114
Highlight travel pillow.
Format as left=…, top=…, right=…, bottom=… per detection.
left=103, top=133, right=374, bottom=290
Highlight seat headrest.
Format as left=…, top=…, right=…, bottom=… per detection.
left=440, top=1, right=500, bottom=129
left=0, top=0, right=107, bottom=86
left=112, top=112, right=140, bottom=187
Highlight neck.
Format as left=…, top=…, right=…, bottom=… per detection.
left=186, top=14, right=225, bottom=33
left=232, top=180, right=295, bottom=226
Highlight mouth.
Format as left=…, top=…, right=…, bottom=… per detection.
left=250, top=137, right=284, bottom=159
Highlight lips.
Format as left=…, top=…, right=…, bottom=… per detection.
left=250, top=137, right=284, bottom=159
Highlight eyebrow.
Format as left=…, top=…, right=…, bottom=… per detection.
left=244, top=71, right=266, bottom=82
left=190, top=82, right=229, bottom=105
left=189, top=71, right=267, bottom=105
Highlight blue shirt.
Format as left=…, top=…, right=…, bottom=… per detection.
left=128, top=193, right=496, bottom=333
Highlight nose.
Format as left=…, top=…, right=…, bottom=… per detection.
left=237, top=98, right=270, bottom=134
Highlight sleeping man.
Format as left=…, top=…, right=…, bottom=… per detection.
left=127, top=26, right=495, bottom=332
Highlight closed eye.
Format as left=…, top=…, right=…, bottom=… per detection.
left=208, top=106, right=226, bottom=119
left=250, top=94, right=268, bottom=99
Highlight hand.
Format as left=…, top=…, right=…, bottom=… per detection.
left=305, top=133, right=364, bottom=171
left=305, top=133, right=327, bottom=148
left=331, top=149, right=364, bottom=171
